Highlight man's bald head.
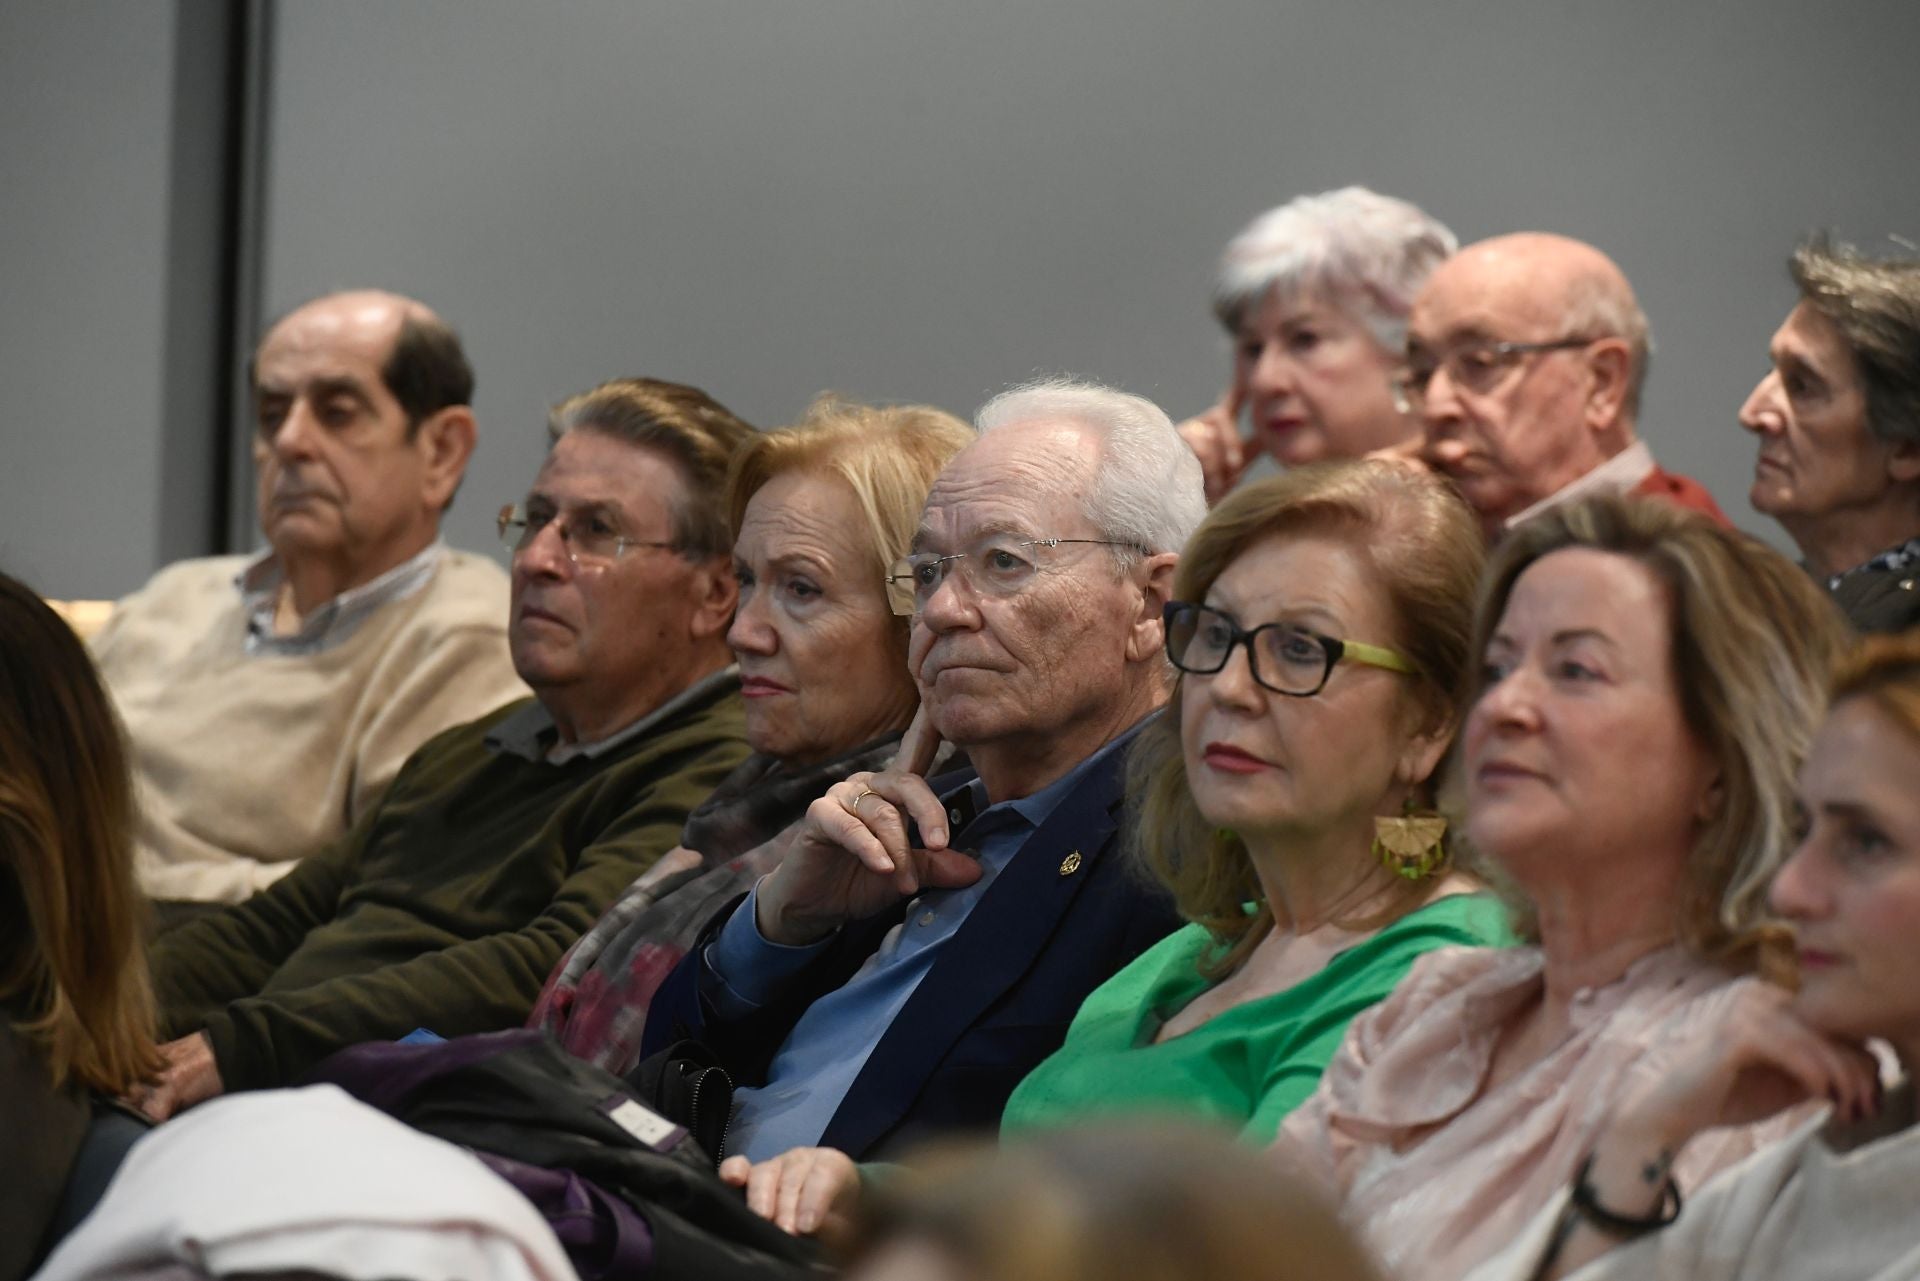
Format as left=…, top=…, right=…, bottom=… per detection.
left=256, top=290, right=473, bottom=438
left=1427, top=234, right=1651, bottom=423
left=1407, top=234, right=1650, bottom=531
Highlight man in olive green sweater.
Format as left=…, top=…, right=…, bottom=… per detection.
left=137, top=377, right=759, bottom=1118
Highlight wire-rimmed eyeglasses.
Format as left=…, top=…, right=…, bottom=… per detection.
left=1392, top=336, right=1606, bottom=412
left=496, top=502, right=676, bottom=567
left=885, top=536, right=1140, bottom=617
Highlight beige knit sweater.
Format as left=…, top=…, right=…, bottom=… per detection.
left=92, top=549, right=527, bottom=903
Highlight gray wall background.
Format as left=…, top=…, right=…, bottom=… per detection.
left=8, top=0, right=1920, bottom=597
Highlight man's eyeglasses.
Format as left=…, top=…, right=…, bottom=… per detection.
left=1163, top=601, right=1416, bottom=697
left=497, top=503, right=675, bottom=567
left=885, top=536, right=1139, bottom=617
left=1392, top=336, right=1605, bottom=411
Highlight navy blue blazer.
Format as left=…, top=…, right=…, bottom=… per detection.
left=641, top=727, right=1181, bottom=1161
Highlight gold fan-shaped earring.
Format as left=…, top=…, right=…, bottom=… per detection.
left=1373, top=798, right=1448, bottom=881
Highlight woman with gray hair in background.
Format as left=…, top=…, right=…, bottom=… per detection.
left=1179, top=186, right=1457, bottom=502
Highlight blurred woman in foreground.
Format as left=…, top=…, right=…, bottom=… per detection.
left=844, top=1122, right=1383, bottom=1281
left=1273, top=496, right=1849, bottom=1280
left=0, top=573, right=160, bottom=1281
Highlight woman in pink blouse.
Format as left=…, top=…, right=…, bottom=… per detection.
left=1272, top=495, right=1849, bottom=1280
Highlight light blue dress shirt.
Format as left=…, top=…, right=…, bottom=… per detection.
left=703, top=733, right=1129, bottom=1161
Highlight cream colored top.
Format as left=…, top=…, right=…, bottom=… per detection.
left=1273, top=945, right=1811, bottom=1281
left=93, top=548, right=526, bottom=903
left=1468, top=1081, right=1920, bottom=1281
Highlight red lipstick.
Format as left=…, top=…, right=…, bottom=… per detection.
left=1202, top=742, right=1271, bottom=774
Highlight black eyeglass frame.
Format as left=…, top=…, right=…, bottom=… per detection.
left=1162, top=601, right=1417, bottom=698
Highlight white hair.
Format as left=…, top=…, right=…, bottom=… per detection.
left=974, top=377, right=1207, bottom=562
left=1561, top=268, right=1655, bottom=424
left=1212, top=186, right=1457, bottom=353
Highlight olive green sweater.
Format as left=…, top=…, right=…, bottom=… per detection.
left=153, top=674, right=749, bottom=1091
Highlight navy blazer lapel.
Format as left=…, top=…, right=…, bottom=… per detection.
left=819, top=741, right=1129, bottom=1157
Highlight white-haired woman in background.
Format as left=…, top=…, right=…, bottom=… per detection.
left=1180, top=187, right=1456, bottom=502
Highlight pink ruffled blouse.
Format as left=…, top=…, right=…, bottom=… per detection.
left=1272, top=944, right=1811, bottom=1281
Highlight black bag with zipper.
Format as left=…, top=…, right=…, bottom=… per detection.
left=309, top=1028, right=820, bottom=1280
left=623, top=1036, right=736, bottom=1163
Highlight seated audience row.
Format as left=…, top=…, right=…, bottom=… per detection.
left=716, top=457, right=1514, bottom=1233
left=529, top=395, right=976, bottom=1071
left=15, top=203, right=1920, bottom=1281
left=91, top=216, right=1920, bottom=942
left=135, top=378, right=760, bottom=1117
left=640, top=382, right=1201, bottom=1162
left=718, top=494, right=1843, bottom=1269
left=1184, top=191, right=1919, bottom=635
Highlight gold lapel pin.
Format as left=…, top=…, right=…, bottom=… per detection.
left=1058, top=851, right=1082, bottom=876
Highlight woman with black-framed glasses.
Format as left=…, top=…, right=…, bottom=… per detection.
left=999, top=459, right=1511, bottom=1139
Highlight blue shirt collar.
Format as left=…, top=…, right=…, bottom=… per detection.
left=944, top=710, right=1154, bottom=841
left=236, top=540, right=445, bottom=656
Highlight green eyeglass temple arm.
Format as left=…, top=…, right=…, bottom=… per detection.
left=1339, top=639, right=1417, bottom=675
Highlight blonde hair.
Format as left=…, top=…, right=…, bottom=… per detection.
left=0, top=573, right=161, bottom=1094
left=1130, top=460, right=1486, bottom=977
left=846, top=1122, right=1384, bottom=1281
left=1471, top=496, right=1849, bottom=969
left=1830, top=627, right=1920, bottom=740
left=725, top=395, right=974, bottom=661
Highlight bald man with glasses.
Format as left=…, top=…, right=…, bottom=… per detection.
left=1399, top=232, right=1727, bottom=538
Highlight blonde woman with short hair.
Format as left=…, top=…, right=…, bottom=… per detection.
left=529, top=396, right=975, bottom=1071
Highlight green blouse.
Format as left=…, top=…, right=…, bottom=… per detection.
left=1000, top=894, right=1515, bottom=1142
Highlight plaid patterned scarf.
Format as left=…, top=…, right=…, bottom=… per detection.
left=527, top=734, right=908, bottom=1075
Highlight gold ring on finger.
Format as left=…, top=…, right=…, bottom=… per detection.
left=845, top=784, right=875, bottom=815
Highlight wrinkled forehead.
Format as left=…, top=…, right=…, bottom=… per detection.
left=1410, top=253, right=1562, bottom=346
left=914, top=423, right=1100, bottom=551
left=529, top=433, right=680, bottom=528
left=1775, top=300, right=1861, bottom=369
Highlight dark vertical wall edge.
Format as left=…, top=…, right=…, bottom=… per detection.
left=222, top=0, right=274, bottom=554
left=155, top=0, right=240, bottom=563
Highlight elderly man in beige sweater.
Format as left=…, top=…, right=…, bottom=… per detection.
left=92, top=291, right=525, bottom=918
